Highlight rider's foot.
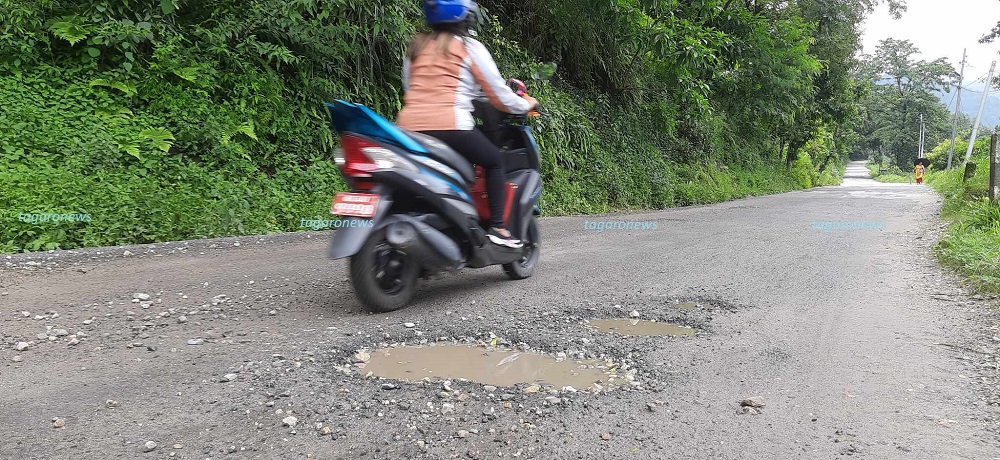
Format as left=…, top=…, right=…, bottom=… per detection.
left=487, top=227, right=523, bottom=248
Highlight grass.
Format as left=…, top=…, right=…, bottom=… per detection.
left=924, top=155, right=1000, bottom=293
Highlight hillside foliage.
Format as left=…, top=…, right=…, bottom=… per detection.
left=1, top=0, right=890, bottom=252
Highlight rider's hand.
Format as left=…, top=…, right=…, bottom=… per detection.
left=522, top=95, right=539, bottom=112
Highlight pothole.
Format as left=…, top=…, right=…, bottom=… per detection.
left=673, top=301, right=700, bottom=311
left=361, top=344, right=626, bottom=391
left=587, top=319, right=697, bottom=337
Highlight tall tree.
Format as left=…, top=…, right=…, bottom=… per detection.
left=856, top=38, right=955, bottom=167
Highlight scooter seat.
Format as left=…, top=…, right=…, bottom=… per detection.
left=404, top=131, right=476, bottom=183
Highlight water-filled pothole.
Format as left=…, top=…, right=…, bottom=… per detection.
left=673, top=302, right=700, bottom=311
left=588, top=319, right=697, bottom=337
left=363, top=345, right=622, bottom=390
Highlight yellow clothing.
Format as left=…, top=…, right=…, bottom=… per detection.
left=914, top=164, right=925, bottom=179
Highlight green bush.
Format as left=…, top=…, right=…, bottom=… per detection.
left=789, top=152, right=815, bottom=188
left=0, top=0, right=846, bottom=253
left=925, top=155, right=1000, bottom=292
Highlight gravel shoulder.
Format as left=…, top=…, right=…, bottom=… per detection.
left=2, top=162, right=999, bottom=459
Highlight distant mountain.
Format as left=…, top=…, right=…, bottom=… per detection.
left=933, top=82, right=1000, bottom=128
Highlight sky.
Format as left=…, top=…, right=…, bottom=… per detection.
left=861, top=0, right=1000, bottom=85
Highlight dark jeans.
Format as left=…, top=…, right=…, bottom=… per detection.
left=419, top=129, right=506, bottom=228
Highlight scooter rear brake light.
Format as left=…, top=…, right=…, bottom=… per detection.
left=339, top=135, right=418, bottom=176
left=339, top=135, right=380, bottom=178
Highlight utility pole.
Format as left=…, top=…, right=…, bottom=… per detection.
left=948, top=49, right=966, bottom=169
left=965, top=60, right=996, bottom=166
left=919, top=113, right=925, bottom=158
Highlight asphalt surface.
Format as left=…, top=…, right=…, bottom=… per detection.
left=2, top=161, right=1000, bottom=459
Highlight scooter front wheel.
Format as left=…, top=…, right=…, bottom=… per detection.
left=349, top=230, right=419, bottom=313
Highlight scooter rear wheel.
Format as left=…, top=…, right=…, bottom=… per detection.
left=502, top=216, right=540, bottom=280
left=349, top=230, right=419, bottom=312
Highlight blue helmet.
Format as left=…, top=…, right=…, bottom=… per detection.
left=423, top=0, right=480, bottom=26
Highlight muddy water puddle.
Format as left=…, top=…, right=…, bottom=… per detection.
left=364, top=345, right=620, bottom=389
left=588, top=319, right=697, bottom=337
left=673, top=302, right=700, bottom=311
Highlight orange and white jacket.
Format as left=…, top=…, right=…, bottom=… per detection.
left=397, top=35, right=532, bottom=132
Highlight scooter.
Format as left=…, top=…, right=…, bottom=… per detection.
left=324, top=80, right=543, bottom=312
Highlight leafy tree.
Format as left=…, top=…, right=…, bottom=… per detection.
left=855, top=38, right=955, bottom=168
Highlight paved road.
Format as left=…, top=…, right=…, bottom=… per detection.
left=2, top=161, right=999, bottom=459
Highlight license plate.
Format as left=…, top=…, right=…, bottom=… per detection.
left=331, top=193, right=379, bottom=218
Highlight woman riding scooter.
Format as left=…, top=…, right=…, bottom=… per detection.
left=396, top=0, right=539, bottom=249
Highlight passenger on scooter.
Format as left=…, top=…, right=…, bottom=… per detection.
left=396, top=0, right=539, bottom=249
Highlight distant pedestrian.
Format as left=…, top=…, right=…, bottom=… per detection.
left=914, top=163, right=925, bottom=184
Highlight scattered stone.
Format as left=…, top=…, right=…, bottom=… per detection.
left=52, top=418, right=66, bottom=429
left=457, top=430, right=470, bottom=438
left=123, top=251, right=133, bottom=257
left=403, top=322, right=416, bottom=328
left=740, top=397, right=766, bottom=408
left=220, top=373, right=238, bottom=383
left=282, top=416, right=298, bottom=427
left=20, top=311, right=29, bottom=317
left=83, top=319, right=93, bottom=325
left=380, top=383, right=398, bottom=390
left=15, top=342, right=29, bottom=351
left=146, top=345, right=157, bottom=352
left=53, top=329, right=69, bottom=337
left=178, top=316, right=187, bottom=323
left=321, top=426, right=333, bottom=435
left=441, top=403, right=455, bottom=415
left=268, top=310, right=277, bottom=316
left=501, top=393, right=515, bottom=401
left=133, top=293, right=151, bottom=301
left=142, top=441, right=157, bottom=453
left=628, top=310, right=640, bottom=318
left=186, top=339, right=204, bottom=346
left=12, top=356, right=23, bottom=363
left=544, top=396, right=561, bottom=405
left=106, top=400, right=120, bottom=408
left=600, top=433, right=612, bottom=441
left=646, top=402, right=657, bottom=412
left=523, top=385, right=540, bottom=394
left=172, top=444, right=183, bottom=449
left=483, top=385, right=497, bottom=392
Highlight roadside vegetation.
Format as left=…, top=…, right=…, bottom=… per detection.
left=1, top=0, right=899, bottom=252
left=926, top=156, right=1000, bottom=293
